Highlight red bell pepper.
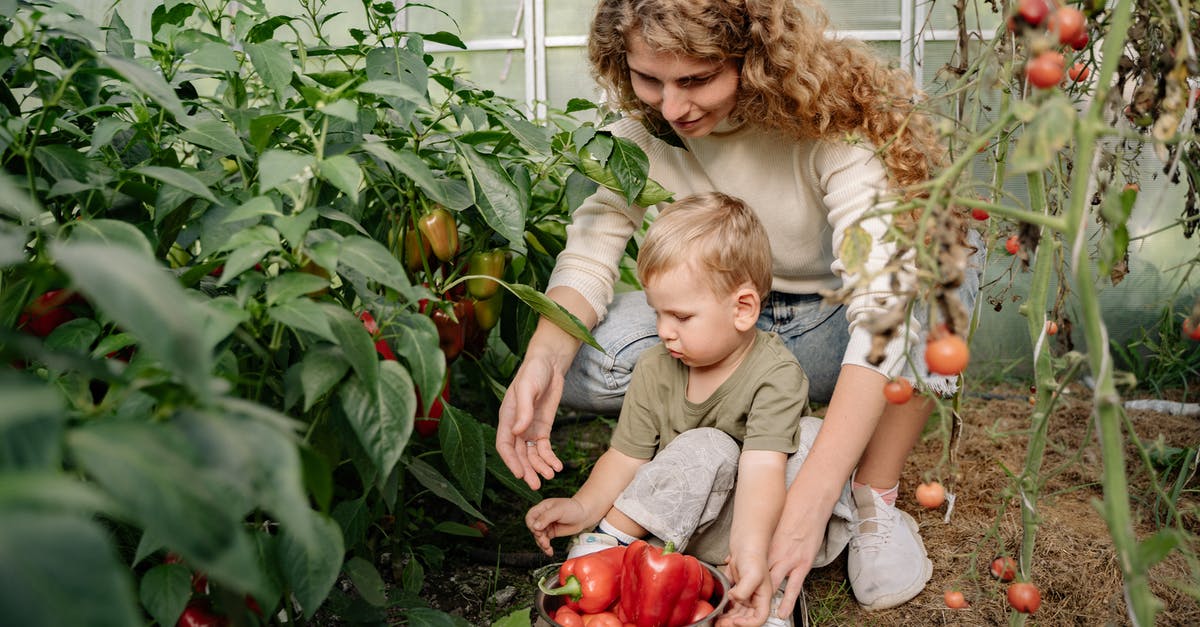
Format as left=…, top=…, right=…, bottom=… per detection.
left=581, top=612, right=624, bottom=627
left=539, top=545, right=626, bottom=615
left=553, top=606, right=585, bottom=627
left=618, top=540, right=705, bottom=627
left=358, top=311, right=397, bottom=360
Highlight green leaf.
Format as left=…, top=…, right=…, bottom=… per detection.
left=492, top=113, right=552, bottom=154
left=387, top=313, right=444, bottom=416
left=337, top=361, right=415, bottom=490
left=1009, top=97, right=1076, bottom=174
left=454, top=141, right=526, bottom=253
left=0, top=231, right=26, bottom=267
left=269, top=299, right=335, bottom=343
left=296, top=346, right=350, bottom=412
left=133, top=166, right=220, bottom=204
left=608, top=137, right=650, bottom=205
left=324, top=303, right=379, bottom=388
left=66, top=421, right=268, bottom=598
left=188, top=42, right=240, bottom=72
left=500, top=281, right=601, bottom=352
left=1135, top=529, right=1181, bottom=570
left=223, top=196, right=280, bottom=224
left=838, top=223, right=873, bottom=276
left=277, top=511, right=343, bottom=618
left=179, top=117, right=249, bottom=159
left=485, top=450, right=541, bottom=504
left=360, top=143, right=472, bottom=210
left=45, top=318, right=102, bottom=354
left=0, top=512, right=142, bottom=627
left=52, top=242, right=213, bottom=399
left=404, top=457, right=488, bottom=522
left=105, top=11, right=135, bottom=58
left=344, top=556, right=387, bottom=607
left=574, top=156, right=673, bottom=207
left=101, top=55, right=186, bottom=120
left=338, top=235, right=411, bottom=293
left=356, top=79, right=425, bottom=104
left=245, top=40, right=294, bottom=103
left=139, top=564, right=192, bottom=627
left=319, top=154, right=363, bottom=202
left=258, top=150, right=316, bottom=193
left=422, top=30, right=467, bottom=49
left=440, top=406, right=486, bottom=504
left=0, top=377, right=65, bottom=471
left=68, top=219, right=156, bottom=259
left=319, top=99, right=359, bottom=123
left=565, top=98, right=598, bottom=114
left=0, top=172, right=41, bottom=222
left=0, top=473, right=117, bottom=514
left=403, top=607, right=473, bottom=627
left=267, top=272, right=332, bottom=306
left=35, top=144, right=93, bottom=183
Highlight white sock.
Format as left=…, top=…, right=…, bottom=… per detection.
left=597, top=518, right=639, bottom=545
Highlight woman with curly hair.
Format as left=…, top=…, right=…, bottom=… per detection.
left=497, top=1, right=980, bottom=624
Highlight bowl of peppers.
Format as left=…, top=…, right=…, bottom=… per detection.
left=534, top=539, right=730, bottom=627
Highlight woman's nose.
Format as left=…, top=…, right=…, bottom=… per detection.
left=660, top=85, right=689, bottom=121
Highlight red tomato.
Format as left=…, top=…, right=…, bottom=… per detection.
left=1007, top=582, right=1041, bottom=614
left=554, top=606, right=585, bottom=627
left=883, top=377, right=914, bottom=404
left=1047, top=7, right=1086, bottom=47
left=1005, top=235, right=1021, bottom=255
left=581, top=612, right=623, bottom=627
left=971, top=208, right=990, bottom=220
left=1017, top=0, right=1050, bottom=26
left=1069, top=29, right=1089, bottom=50
left=1026, top=51, right=1065, bottom=89
left=1183, top=318, right=1200, bottom=341
left=990, top=556, right=1018, bottom=582
left=915, top=481, right=946, bottom=509
left=1068, top=62, right=1090, bottom=82
left=1046, top=320, right=1059, bottom=335
left=925, top=334, right=970, bottom=375
left=944, top=590, right=969, bottom=609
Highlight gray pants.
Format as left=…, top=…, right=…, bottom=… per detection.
left=613, top=421, right=854, bottom=566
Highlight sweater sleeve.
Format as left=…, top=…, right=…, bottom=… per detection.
left=546, top=118, right=663, bottom=320
left=816, top=141, right=919, bottom=378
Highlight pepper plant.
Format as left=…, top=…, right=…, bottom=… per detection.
left=0, top=0, right=666, bottom=625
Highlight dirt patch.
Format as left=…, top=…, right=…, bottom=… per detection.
left=419, top=382, right=1200, bottom=625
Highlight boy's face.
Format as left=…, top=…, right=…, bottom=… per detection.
left=644, top=264, right=750, bottom=372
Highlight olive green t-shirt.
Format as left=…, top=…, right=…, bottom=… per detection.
left=610, top=330, right=809, bottom=460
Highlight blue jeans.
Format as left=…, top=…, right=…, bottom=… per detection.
left=560, top=231, right=985, bottom=414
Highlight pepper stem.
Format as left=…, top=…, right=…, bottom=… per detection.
left=538, top=574, right=583, bottom=601
left=662, top=541, right=676, bottom=554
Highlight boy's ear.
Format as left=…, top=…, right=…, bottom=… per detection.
left=732, top=285, right=760, bottom=332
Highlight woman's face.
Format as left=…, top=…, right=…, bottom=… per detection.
left=626, top=35, right=739, bottom=138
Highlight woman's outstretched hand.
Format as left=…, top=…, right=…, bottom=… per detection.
left=496, top=352, right=566, bottom=490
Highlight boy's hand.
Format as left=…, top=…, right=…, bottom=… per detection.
left=525, top=497, right=590, bottom=556
left=717, top=552, right=772, bottom=627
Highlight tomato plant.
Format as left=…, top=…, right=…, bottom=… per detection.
left=1007, top=582, right=1042, bottom=614
left=883, top=377, right=914, bottom=404
left=990, top=556, right=1018, bottom=582
left=915, top=481, right=946, bottom=509
left=1005, top=235, right=1021, bottom=255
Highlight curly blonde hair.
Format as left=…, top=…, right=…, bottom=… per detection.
left=637, top=191, right=773, bottom=299
left=588, top=0, right=944, bottom=193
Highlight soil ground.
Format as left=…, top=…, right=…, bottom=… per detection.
left=419, top=381, right=1200, bottom=626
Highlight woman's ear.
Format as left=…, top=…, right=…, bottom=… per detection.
left=732, top=285, right=760, bottom=332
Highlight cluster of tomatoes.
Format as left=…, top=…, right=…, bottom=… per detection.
left=1011, top=0, right=1092, bottom=89
left=881, top=325, right=971, bottom=405
left=943, top=556, right=1042, bottom=613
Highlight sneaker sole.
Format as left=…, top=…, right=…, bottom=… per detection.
left=856, top=510, right=933, bottom=611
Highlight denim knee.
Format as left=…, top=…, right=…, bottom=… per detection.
left=560, top=292, right=660, bottom=415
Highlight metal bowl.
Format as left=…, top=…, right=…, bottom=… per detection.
left=533, top=559, right=730, bottom=627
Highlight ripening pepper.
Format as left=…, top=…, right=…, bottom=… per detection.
left=358, top=311, right=397, bottom=361
left=466, top=249, right=505, bottom=299
left=618, top=540, right=705, bottom=627
left=473, top=293, right=503, bottom=332
left=417, top=207, right=459, bottom=262
left=390, top=221, right=431, bottom=272
left=539, top=545, right=626, bottom=615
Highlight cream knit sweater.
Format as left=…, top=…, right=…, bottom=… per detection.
left=547, top=117, right=916, bottom=377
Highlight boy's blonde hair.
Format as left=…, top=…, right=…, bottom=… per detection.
left=637, top=192, right=772, bottom=299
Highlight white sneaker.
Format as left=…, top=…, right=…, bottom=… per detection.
left=565, top=531, right=620, bottom=559
left=847, top=485, right=933, bottom=610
